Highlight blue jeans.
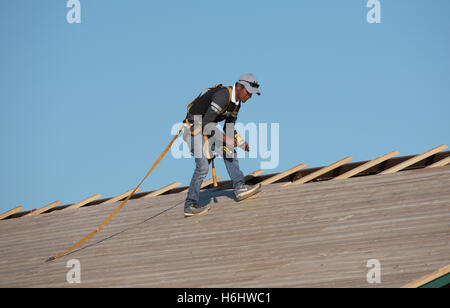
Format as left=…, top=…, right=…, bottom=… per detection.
left=183, top=129, right=244, bottom=206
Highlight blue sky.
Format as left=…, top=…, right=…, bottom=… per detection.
left=1, top=0, right=449, bottom=213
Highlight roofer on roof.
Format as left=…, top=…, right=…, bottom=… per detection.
left=182, top=74, right=262, bottom=217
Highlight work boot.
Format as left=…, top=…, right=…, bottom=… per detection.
left=184, top=202, right=210, bottom=217
left=234, top=184, right=262, bottom=201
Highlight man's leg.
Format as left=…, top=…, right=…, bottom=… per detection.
left=223, top=155, right=245, bottom=189
left=185, top=156, right=210, bottom=206
left=183, top=130, right=211, bottom=216
left=224, top=154, right=261, bottom=201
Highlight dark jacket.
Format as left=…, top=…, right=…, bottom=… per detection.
left=186, top=86, right=240, bottom=136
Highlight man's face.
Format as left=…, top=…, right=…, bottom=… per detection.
left=237, top=84, right=252, bottom=103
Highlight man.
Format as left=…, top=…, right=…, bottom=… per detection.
left=183, top=73, right=262, bottom=217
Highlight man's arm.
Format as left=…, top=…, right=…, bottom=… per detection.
left=224, top=116, right=250, bottom=152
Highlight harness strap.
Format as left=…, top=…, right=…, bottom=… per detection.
left=186, top=84, right=227, bottom=113
left=185, top=84, right=233, bottom=136
left=218, top=86, right=233, bottom=115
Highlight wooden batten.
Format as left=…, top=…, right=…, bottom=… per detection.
left=24, top=201, right=62, bottom=217
left=66, top=194, right=103, bottom=210
left=380, top=145, right=448, bottom=175
left=102, top=188, right=141, bottom=205
left=426, top=156, right=450, bottom=169
left=0, top=206, right=24, bottom=220
left=247, top=169, right=265, bottom=178
left=141, top=182, right=182, bottom=199
left=260, top=163, right=307, bottom=186
left=284, top=157, right=353, bottom=186
left=333, top=151, right=400, bottom=180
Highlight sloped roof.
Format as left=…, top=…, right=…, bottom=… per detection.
left=1, top=163, right=449, bottom=287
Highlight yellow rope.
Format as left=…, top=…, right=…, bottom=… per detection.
left=46, top=126, right=184, bottom=262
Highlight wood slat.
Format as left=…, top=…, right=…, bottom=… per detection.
left=247, top=169, right=265, bottom=177
left=102, top=189, right=141, bottom=204
left=218, top=170, right=265, bottom=190
left=401, top=264, right=450, bottom=288
left=380, top=145, right=448, bottom=175
left=141, top=182, right=182, bottom=199
left=426, top=156, right=450, bottom=169
left=284, top=157, right=353, bottom=186
left=66, top=194, right=103, bottom=210
left=24, top=201, right=62, bottom=217
left=259, top=163, right=307, bottom=186
left=0, top=206, right=24, bottom=220
left=333, top=151, right=400, bottom=180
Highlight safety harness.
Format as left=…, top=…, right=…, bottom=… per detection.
left=184, top=84, right=244, bottom=159
left=184, top=84, right=236, bottom=135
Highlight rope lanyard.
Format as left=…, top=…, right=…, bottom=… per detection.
left=47, top=84, right=227, bottom=262
left=46, top=126, right=184, bottom=262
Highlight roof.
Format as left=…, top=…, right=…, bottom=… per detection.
left=1, top=151, right=449, bottom=287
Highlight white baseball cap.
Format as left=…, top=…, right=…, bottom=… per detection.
left=237, top=73, right=261, bottom=96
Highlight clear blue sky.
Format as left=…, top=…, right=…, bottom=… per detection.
left=1, top=0, right=449, bottom=213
